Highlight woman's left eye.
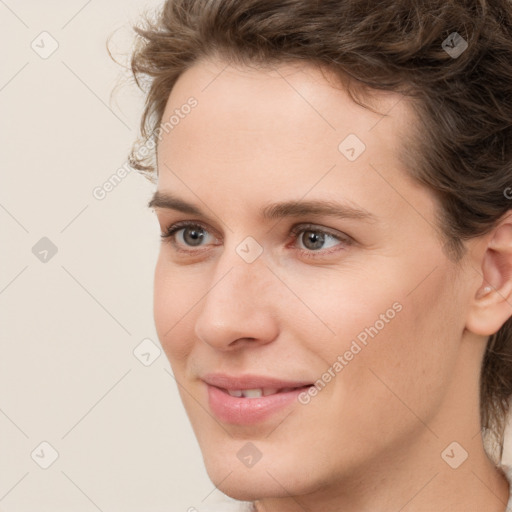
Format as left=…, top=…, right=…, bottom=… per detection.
left=290, top=225, right=344, bottom=252
left=288, top=224, right=352, bottom=258
left=160, top=221, right=351, bottom=258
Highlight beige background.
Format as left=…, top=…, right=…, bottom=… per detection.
left=0, top=1, right=511, bottom=511
left=0, top=1, right=223, bottom=510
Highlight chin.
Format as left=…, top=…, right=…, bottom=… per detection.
left=201, top=447, right=322, bottom=502
left=205, top=464, right=287, bottom=502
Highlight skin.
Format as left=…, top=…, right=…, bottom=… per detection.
left=150, top=55, right=512, bottom=511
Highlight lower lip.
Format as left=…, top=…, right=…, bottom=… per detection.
left=206, top=384, right=310, bottom=425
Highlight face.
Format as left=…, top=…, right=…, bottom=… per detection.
left=151, top=57, right=478, bottom=503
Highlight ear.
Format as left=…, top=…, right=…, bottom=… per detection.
left=466, top=211, right=512, bottom=336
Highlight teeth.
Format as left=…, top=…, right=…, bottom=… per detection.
left=226, top=388, right=281, bottom=398
left=242, top=388, right=263, bottom=398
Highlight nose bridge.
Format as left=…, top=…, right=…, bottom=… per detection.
left=211, top=232, right=270, bottom=305
left=193, top=238, right=277, bottom=348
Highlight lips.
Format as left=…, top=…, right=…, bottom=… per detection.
left=202, top=373, right=313, bottom=424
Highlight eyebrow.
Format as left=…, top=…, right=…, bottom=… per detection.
left=148, top=191, right=377, bottom=223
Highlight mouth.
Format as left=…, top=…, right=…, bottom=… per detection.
left=202, top=374, right=314, bottom=425
left=219, top=385, right=311, bottom=398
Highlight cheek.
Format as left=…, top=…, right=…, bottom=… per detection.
left=282, top=265, right=407, bottom=365
left=331, top=267, right=463, bottom=432
left=153, top=257, right=196, bottom=363
left=295, top=255, right=460, bottom=394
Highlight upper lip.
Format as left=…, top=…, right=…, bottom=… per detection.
left=201, top=373, right=313, bottom=390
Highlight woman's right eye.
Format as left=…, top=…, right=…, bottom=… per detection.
left=161, top=221, right=217, bottom=252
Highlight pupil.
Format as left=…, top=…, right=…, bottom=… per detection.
left=303, top=231, right=324, bottom=250
left=184, top=228, right=204, bottom=246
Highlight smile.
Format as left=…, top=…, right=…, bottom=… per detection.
left=202, top=375, right=313, bottom=425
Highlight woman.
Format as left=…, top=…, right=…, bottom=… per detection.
left=126, top=0, right=512, bottom=510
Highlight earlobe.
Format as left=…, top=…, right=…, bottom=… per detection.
left=466, top=213, right=512, bottom=337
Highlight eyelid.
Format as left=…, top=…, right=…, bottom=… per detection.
left=162, top=220, right=349, bottom=239
left=161, top=219, right=217, bottom=236
left=288, top=223, right=351, bottom=242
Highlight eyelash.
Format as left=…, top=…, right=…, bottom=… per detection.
left=160, top=220, right=353, bottom=259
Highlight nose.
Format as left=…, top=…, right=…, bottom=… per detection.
left=193, top=246, right=279, bottom=351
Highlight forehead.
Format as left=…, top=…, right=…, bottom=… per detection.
left=161, top=56, right=414, bottom=149
left=154, top=56, right=432, bottom=228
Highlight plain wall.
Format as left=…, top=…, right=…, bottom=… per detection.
left=0, top=1, right=218, bottom=510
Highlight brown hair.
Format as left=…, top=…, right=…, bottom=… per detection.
left=123, top=0, right=512, bottom=461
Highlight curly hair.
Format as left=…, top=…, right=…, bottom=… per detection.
left=122, top=0, right=512, bottom=462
